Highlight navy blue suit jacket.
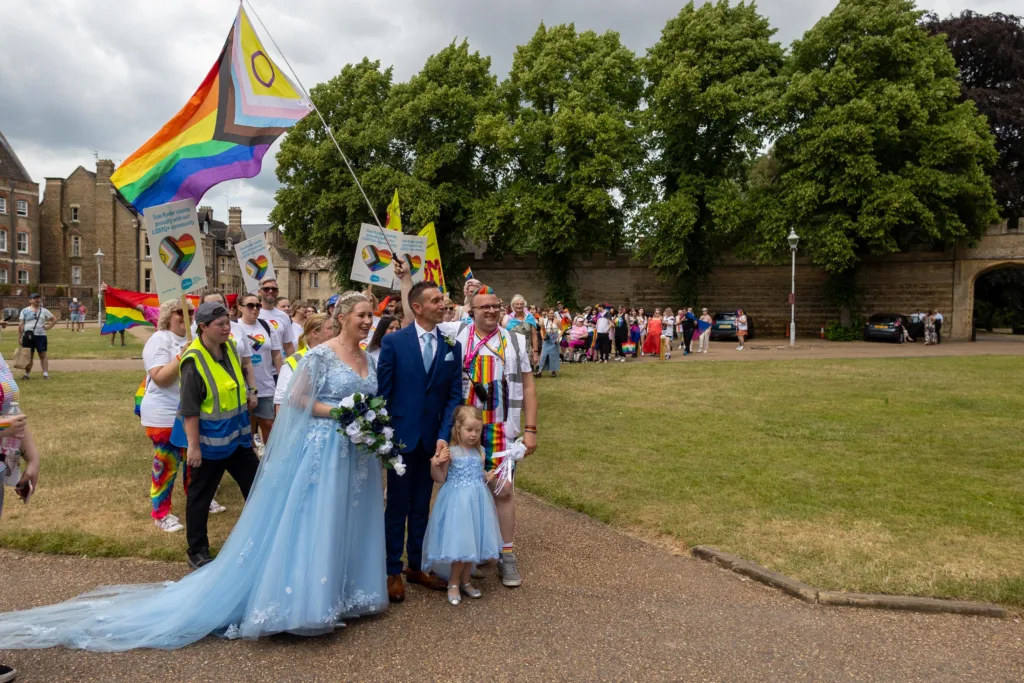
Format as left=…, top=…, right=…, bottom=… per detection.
left=376, top=324, right=463, bottom=455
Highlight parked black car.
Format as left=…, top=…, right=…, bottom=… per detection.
left=863, top=313, right=909, bottom=343
left=710, top=312, right=754, bottom=341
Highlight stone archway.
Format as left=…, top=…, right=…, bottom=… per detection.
left=953, top=258, right=1024, bottom=341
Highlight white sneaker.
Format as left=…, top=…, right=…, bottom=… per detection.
left=155, top=515, right=184, bottom=533
left=209, top=499, right=227, bottom=514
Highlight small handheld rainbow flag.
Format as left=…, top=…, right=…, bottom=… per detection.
left=463, top=267, right=474, bottom=280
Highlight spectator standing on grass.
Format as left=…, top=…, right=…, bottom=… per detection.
left=643, top=309, right=663, bottom=357
left=538, top=309, right=561, bottom=376
left=681, top=308, right=696, bottom=356
left=637, top=307, right=649, bottom=355
left=67, top=298, right=78, bottom=332
left=595, top=308, right=613, bottom=363
left=258, top=278, right=295, bottom=357
left=77, top=302, right=87, bottom=333
left=237, top=293, right=282, bottom=445
left=614, top=306, right=629, bottom=362
left=697, top=308, right=713, bottom=354
left=934, top=310, right=943, bottom=344
left=18, top=293, right=56, bottom=381
left=505, top=295, right=541, bottom=377
left=171, top=302, right=260, bottom=569
left=141, top=299, right=200, bottom=533
left=0, top=351, right=41, bottom=683
left=662, top=308, right=676, bottom=360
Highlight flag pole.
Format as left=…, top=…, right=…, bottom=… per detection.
left=242, top=0, right=398, bottom=257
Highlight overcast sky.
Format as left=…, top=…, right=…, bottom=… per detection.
left=0, top=0, right=1017, bottom=224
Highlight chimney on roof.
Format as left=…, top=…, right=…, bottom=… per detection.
left=96, top=159, right=115, bottom=182
left=229, top=206, right=242, bottom=233
left=198, top=206, right=212, bottom=219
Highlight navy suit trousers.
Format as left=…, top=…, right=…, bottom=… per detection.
left=385, top=442, right=434, bottom=576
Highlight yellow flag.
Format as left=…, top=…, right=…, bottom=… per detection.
left=418, top=222, right=446, bottom=294
left=385, top=190, right=402, bottom=231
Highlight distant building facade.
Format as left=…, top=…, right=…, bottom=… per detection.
left=0, top=130, right=42, bottom=288
left=261, top=226, right=337, bottom=306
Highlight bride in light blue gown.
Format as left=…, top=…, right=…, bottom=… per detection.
left=0, top=297, right=388, bottom=651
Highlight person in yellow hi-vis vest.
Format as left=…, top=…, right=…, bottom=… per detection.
left=171, top=301, right=260, bottom=570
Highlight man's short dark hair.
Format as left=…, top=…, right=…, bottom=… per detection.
left=409, top=281, right=440, bottom=306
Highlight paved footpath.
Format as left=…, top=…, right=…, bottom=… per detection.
left=0, top=494, right=1021, bottom=682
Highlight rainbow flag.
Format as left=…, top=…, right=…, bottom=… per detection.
left=100, top=286, right=238, bottom=335
left=134, top=378, right=147, bottom=417
left=110, top=8, right=311, bottom=213
left=463, top=267, right=474, bottom=280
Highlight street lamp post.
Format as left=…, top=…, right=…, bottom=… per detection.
left=95, top=249, right=104, bottom=325
left=788, top=230, right=799, bottom=346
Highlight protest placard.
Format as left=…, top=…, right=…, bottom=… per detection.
left=397, top=233, right=428, bottom=285
left=351, top=224, right=399, bottom=287
left=234, top=234, right=277, bottom=294
left=143, top=198, right=208, bottom=301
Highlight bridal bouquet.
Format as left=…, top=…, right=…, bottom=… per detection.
left=331, top=393, right=406, bottom=475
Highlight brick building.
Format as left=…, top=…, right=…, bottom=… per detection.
left=261, top=225, right=337, bottom=306
left=0, top=130, right=42, bottom=288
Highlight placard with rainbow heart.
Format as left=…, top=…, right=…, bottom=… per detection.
left=351, top=223, right=399, bottom=288
left=397, top=232, right=428, bottom=285
left=143, top=198, right=208, bottom=301
left=234, top=233, right=277, bottom=294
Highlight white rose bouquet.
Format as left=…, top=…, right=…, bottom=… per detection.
left=331, top=393, right=406, bottom=475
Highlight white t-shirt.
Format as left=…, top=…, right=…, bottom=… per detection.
left=237, top=319, right=281, bottom=397
left=191, top=321, right=253, bottom=362
left=19, top=307, right=55, bottom=336
left=140, top=330, right=188, bottom=428
left=274, top=362, right=294, bottom=407
left=596, top=316, right=612, bottom=334
left=438, top=322, right=532, bottom=441
left=260, top=307, right=295, bottom=351
left=291, top=321, right=305, bottom=346
left=662, top=316, right=676, bottom=338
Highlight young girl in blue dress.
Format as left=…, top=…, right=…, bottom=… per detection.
left=423, top=405, right=503, bottom=605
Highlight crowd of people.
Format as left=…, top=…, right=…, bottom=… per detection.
left=0, top=267, right=539, bottom=655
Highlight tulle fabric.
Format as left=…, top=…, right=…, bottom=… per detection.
left=421, top=449, right=502, bottom=577
left=0, top=345, right=387, bottom=651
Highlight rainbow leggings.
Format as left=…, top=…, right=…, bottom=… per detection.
left=146, top=427, right=186, bottom=520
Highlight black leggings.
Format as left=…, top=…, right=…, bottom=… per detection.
left=597, top=333, right=611, bottom=361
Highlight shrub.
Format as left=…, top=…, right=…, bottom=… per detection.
left=824, top=316, right=865, bottom=342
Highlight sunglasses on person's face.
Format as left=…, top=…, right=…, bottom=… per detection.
left=242, top=302, right=260, bottom=310
left=262, top=287, right=279, bottom=293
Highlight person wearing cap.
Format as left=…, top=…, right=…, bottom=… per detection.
left=326, top=293, right=339, bottom=318
left=170, top=301, right=260, bottom=569
left=67, top=297, right=80, bottom=332
left=18, top=293, right=56, bottom=381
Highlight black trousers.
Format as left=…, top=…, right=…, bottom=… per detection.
left=185, top=445, right=260, bottom=556
left=614, top=337, right=626, bottom=358
left=682, top=327, right=695, bottom=354
left=935, top=320, right=942, bottom=344
left=597, top=333, right=611, bottom=361
left=385, top=443, right=434, bottom=576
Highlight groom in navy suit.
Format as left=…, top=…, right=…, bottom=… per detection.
left=377, top=278, right=464, bottom=602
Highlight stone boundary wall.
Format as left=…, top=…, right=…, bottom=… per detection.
left=466, top=249, right=957, bottom=338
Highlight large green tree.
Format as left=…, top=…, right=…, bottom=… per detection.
left=745, top=0, right=1000, bottom=274
left=924, top=11, right=1024, bottom=216
left=638, top=1, right=784, bottom=302
left=472, top=23, right=644, bottom=306
left=271, top=59, right=403, bottom=284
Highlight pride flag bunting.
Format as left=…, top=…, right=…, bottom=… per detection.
left=111, top=7, right=311, bottom=213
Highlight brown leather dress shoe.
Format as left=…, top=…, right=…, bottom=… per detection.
left=403, top=568, right=447, bottom=591
left=387, top=574, right=405, bottom=603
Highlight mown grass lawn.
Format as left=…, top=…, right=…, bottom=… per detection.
left=523, top=356, right=1024, bottom=608
left=2, top=326, right=144, bottom=361
left=1, top=357, right=1022, bottom=608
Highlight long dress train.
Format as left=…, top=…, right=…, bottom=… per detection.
left=0, top=344, right=387, bottom=651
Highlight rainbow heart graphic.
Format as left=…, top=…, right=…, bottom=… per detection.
left=362, top=245, right=392, bottom=272
left=247, top=334, right=266, bottom=351
left=268, top=319, right=280, bottom=329
left=245, top=255, right=269, bottom=280
left=404, top=253, right=423, bottom=276
left=159, top=234, right=197, bottom=276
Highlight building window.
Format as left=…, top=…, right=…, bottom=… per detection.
left=17, top=270, right=28, bottom=285
left=309, top=272, right=319, bottom=288
left=220, top=258, right=225, bottom=274
left=71, top=234, right=81, bottom=257
left=0, top=230, right=6, bottom=252
left=16, top=200, right=27, bottom=217
left=144, top=234, right=150, bottom=258
left=72, top=265, right=82, bottom=285
left=0, top=269, right=7, bottom=284
left=0, top=198, right=5, bottom=214
left=16, top=232, right=28, bottom=254
left=144, top=269, right=152, bottom=292
left=71, top=206, right=79, bottom=223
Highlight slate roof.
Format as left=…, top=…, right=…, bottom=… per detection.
left=0, top=130, right=33, bottom=184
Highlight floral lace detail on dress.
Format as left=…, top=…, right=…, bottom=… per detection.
left=322, top=589, right=381, bottom=624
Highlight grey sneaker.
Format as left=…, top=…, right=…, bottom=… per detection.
left=497, top=552, right=522, bottom=587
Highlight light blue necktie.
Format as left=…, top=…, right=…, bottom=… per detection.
left=422, top=332, right=434, bottom=372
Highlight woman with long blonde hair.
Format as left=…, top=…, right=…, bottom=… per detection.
left=273, top=313, right=337, bottom=413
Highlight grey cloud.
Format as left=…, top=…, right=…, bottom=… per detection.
left=2, top=0, right=1019, bottom=223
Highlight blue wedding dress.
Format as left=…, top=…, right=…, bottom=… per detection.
left=0, top=345, right=388, bottom=651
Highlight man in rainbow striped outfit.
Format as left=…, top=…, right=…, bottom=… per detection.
left=396, top=261, right=538, bottom=588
